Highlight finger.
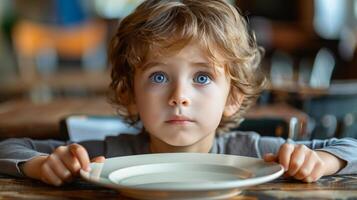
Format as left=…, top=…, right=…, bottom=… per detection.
left=60, top=152, right=82, bottom=175
left=53, top=145, right=81, bottom=175
left=91, top=156, right=105, bottom=163
left=46, top=154, right=72, bottom=181
left=303, top=162, right=324, bottom=183
left=294, top=151, right=316, bottom=180
left=287, top=145, right=307, bottom=176
left=263, top=153, right=277, bottom=162
left=69, top=144, right=91, bottom=171
left=41, top=163, right=62, bottom=186
left=278, top=143, right=295, bottom=171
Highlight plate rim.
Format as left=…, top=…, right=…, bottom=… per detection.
left=80, top=153, right=284, bottom=191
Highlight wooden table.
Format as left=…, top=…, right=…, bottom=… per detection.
left=0, top=70, right=110, bottom=100
left=0, top=174, right=356, bottom=199
left=0, top=98, right=115, bottom=140
left=270, top=80, right=357, bottom=100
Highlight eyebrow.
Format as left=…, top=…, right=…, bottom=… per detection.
left=192, top=62, right=214, bottom=69
left=193, top=62, right=223, bottom=75
left=139, top=61, right=220, bottom=74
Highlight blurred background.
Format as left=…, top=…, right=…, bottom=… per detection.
left=1, top=0, right=357, bottom=141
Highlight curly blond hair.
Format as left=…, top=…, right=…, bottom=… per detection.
left=108, top=0, right=267, bottom=134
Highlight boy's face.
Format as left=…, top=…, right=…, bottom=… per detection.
left=133, top=43, right=239, bottom=151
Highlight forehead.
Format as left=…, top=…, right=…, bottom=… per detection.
left=140, top=43, right=225, bottom=70
left=157, top=44, right=207, bottom=62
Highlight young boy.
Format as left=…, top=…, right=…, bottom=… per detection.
left=1, top=0, right=357, bottom=187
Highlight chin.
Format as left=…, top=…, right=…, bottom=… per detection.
left=165, top=139, right=196, bottom=147
left=162, top=135, right=200, bottom=147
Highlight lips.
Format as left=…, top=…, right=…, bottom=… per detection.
left=165, top=115, right=194, bottom=124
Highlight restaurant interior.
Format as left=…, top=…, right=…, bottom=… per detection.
left=1, top=0, right=357, bottom=142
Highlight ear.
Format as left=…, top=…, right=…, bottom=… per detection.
left=223, top=92, right=244, bottom=117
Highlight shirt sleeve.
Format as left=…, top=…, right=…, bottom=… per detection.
left=0, top=137, right=109, bottom=178
left=258, top=136, right=357, bottom=174
left=0, top=133, right=149, bottom=178
left=0, top=138, right=67, bottom=177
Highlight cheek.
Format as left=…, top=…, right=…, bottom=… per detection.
left=199, top=83, right=229, bottom=107
left=135, top=86, right=165, bottom=122
left=195, top=86, right=228, bottom=124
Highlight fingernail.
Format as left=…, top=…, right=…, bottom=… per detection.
left=86, top=166, right=92, bottom=172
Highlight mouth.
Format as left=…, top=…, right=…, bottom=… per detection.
left=165, top=115, right=194, bottom=124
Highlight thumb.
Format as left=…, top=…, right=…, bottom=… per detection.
left=91, top=156, right=105, bottom=163
left=263, top=153, right=277, bottom=162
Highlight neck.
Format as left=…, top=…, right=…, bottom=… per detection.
left=149, top=133, right=215, bottom=153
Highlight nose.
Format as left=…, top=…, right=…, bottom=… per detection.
left=168, top=82, right=190, bottom=106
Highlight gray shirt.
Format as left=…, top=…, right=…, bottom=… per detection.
left=0, top=131, right=357, bottom=177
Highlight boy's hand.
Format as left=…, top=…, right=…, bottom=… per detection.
left=263, top=143, right=346, bottom=183
left=21, top=143, right=105, bottom=186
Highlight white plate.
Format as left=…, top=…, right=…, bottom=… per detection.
left=80, top=153, right=284, bottom=200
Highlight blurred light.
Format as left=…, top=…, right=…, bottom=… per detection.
left=314, top=0, right=347, bottom=39
left=310, top=48, right=335, bottom=88
left=94, top=0, right=145, bottom=19
left=270, top=51, right=293, bottom=87
left=94, top=0, right=234, bottom=19
left=321, top=114, right=337, bottom=137
left=344, top=113, right=354, bottom=127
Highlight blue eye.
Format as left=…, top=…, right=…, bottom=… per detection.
left=194, top=73, right=211, bottom=85
left=150, top=72, right=168, bottom=83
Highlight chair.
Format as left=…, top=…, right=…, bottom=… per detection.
left=12, top=20, right=107, bottom=81
left=303, top=92, right=357, bottom=139
left=236, top=117, right=298, bottom=139
left=60, top=115, right=141, bottom=142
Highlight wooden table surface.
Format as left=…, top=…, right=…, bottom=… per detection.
left=0, top=98, right=308, bottom=140
left=0, top=97, right=116, bottom=140
left=0, top=70, right=110, bottom=100
left=0, top=174, right=356, bottom=200
left=270, top=80, right=357, bottom=100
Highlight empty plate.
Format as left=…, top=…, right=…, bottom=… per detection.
left=80, top=153, right=284, bottom=200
